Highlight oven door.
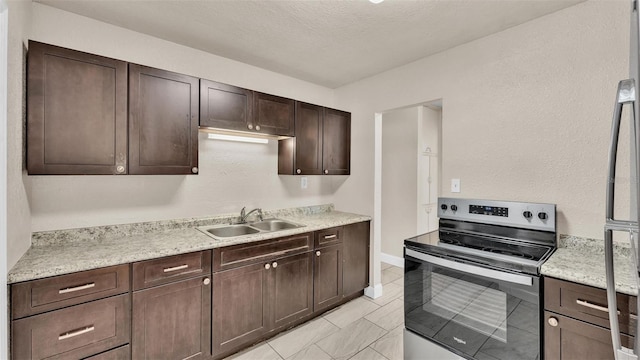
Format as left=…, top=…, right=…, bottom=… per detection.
left=404, top=248, right=540, bottom=360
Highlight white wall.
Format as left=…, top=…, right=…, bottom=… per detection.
left=381, top=106, right=419, bottom=258
left=335, top=1, right=630, bottom=240
left=6, top=0, right=30, bottom=270
left=25, top=3, right=343, bottom=232
left=0, top=1, right=7, bottom=357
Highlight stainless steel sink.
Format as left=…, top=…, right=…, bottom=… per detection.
left=197, top=218, right=304, bottom=239
left=250, top=219, right=303, bottom=232
left=205, top=225, right=260, bottom=238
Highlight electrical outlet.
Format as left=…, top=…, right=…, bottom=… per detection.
left=301, top=177, right=308, bottom=189
left=451, top=178, right=461, bottom=193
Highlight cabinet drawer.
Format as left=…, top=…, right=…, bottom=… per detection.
left=11, top=264, right=130, bottom=319
left=84, top=345, right=130, bottom=360
left=545, top=277, right=637, bottom=335
left=213, top=233, right=313, bottom=272
left=315, top=227, right=342, bottom=248
left=133, top=251, right=211, bottom=290
left=12, top=294, right=130, bottom=360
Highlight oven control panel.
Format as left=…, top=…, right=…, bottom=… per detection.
left=469, top=204, right=509, bottom=217
left=438, top=197, right=556, bottom=232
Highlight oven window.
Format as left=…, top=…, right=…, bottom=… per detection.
left=404, top=255, right=540, bottom=360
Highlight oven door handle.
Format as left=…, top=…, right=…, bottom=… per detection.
left=405, top=249, right=533, bottom=286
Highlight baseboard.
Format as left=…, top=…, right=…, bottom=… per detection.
left=381, top=252, right=404, bottom=268
left=364, top=283, right=383, bottom=299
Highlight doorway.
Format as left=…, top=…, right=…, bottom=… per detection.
left=368, top=100, right=441, bottom=298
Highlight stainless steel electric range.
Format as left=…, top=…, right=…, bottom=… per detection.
left=404, top=197, right=557, bottom=360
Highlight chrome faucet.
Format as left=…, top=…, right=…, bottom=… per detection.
left=238, top=207, right=263, bottom=223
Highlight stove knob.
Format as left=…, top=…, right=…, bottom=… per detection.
left=523, top=211, right=533, bottom=219
left=440, top=204, right=448, bottom=211
left=451, top=205, right=458, bottom=212
left=538, top=212, right=548, bottom=220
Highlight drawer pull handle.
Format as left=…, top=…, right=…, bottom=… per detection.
left=59, top=283, right=95, bottom=294
left=163, top=264, right=189, bottom=273
left=576, top=299, right=620, bottom=314
left=316, top=251, right=321, bottom=256
left=59, top=325, right=95, bottom=340
left=548, top=317, right=558, bottom=327
left=272, top=262, right=278, bottom=268
left=324, top=234, right=337, bottom=240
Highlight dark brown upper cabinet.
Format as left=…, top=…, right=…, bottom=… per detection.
left=199, top=80, right=294, bottom=137
left=278, top=103, right=350, bottom=175
left=129, top=64, right=199, bottom=175
left=200, top=79, right=253, bottom=132
left=27, top=41, right=128, bottom=175
left=253, top=92, right=294, bottom=136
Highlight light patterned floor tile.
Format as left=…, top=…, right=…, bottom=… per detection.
left=269, top=317, right=339, bottom=359
left=364, top=283, right=403, bottom=306
left=226, top=342, right=283, bottom=360
left=349, top=347, right=389, bottom=360
left=323, top=297, right=380, bottom=328
left=316, top=319, right=388, bottom=360
left=364, top=299, right=404, bottom=331
left=381, top=262, right=394, bottom=270
left=382, top=268, right=403, bottom=285
left=286, top=344, right=333, bottom=360
left=392, top=276, right=404, bottom=287
left=371, top=325, right=403, bottom=360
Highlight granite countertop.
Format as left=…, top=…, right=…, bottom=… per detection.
left=541, top=235, right=638, bottom=296
left=8, top=204, right=371, bottom=284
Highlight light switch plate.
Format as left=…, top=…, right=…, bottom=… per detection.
left=301, top=177, right=308, bottom=189
left=451, top=178, right=460, bottom=193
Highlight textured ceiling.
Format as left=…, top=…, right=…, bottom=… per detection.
left=36, top=0, right=584, bottom=88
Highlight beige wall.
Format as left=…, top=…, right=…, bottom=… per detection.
left=381, top=106, right=419, bottom=258
left=7, top=0, right=31, bottom=270
left=26, top=3, right=343, bottom=232
left=335, top=1, right=630, bottom=240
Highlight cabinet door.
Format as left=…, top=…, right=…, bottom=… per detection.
left=200, top=79, right=253, bottom=132
left=27, top=41, right=128, bottom=175
left=313, top=244, right=343, bottom=312
left=129, top=64, right=199, bottom=175
left=269, top=252, right=313, bottom=331
left=213, top=262, right=269, bottom=357
left=322, top=108, right=350, bottom=175
left=342, top=221, right=370, bottom=297
left=545, top=311, right=634, bottom=360
left=254, top=92, right=294, bottom=136
left=293, top=102, right=323, bottom=175
left=132, top=276, right=211, bottom=360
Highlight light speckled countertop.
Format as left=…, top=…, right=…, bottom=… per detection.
left=8, top=204, right=371, bottom=284
left=541, top=235, right=637, bottom=296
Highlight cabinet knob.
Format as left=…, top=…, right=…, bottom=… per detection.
left=203, top=278, right=210, bottom=285
left=316, top=251, right=321, bottom=257
left=296, top=169, right=301, bottom=174
left=116, top=165, right=125, bottom=174
left=547, top=317, right=558, bottom=327
left=265, top=263, right=271, bottom=270
left=248, top=124, right=254, bottom=130
left=324, top=170, right=329, bottom=174
left=272, top=261, right=278, bottom=268
left=192, top=167, right=198, bottom=174
left=256, top=125, right=261, bottom=131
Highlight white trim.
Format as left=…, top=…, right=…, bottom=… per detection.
left=372, top=113, right=383, bottom=297
left=364, top=283, right=383, bottom=299
left=0, top=1, right=8, bottom=358
left=380, top=252, right=404, bottom=268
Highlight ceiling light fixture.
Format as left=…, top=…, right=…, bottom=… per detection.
left=369, top=0, right=384, bottom=4
left=207, top=133, right=269, bottom=144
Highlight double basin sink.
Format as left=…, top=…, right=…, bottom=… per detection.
left=197, top=218, right=305, bottom=239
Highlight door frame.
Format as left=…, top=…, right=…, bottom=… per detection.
left=0, top=0, right=9, bottom=358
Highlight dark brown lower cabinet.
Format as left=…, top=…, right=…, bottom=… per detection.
left=85, top=345, right=131, bottom=360
left=313, top=244, right=343, bottom=312
left=342, top=221, right=370, bottom=298
left=545, top=312, right=634, bottom=360
left=212, top=252, right=313, bottom=358
left=132, top=276, right=211, bottom=360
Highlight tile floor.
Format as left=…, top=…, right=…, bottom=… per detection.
left=225, top=262, right=404, bottom=360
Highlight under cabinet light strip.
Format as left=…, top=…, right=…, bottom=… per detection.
left=207, top=133, right=269, bottom=144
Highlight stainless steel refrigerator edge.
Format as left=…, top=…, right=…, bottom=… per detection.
left=604, top=1, right=640, bottom=359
